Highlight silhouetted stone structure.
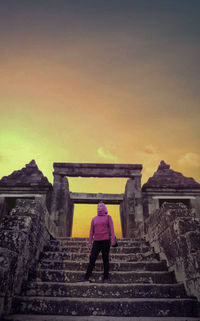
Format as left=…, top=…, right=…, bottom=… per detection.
left=142, top=160, right=200, bottom=219
left=0, top=160, right=52, bottom=221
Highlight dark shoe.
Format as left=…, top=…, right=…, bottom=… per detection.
left=103, top=278, right=110, bottom=284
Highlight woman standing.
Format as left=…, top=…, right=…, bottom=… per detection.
left=82, top=201, right=115, bottom=283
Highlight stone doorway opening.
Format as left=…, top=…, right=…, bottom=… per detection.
left=72, top=203, right=122, bottom=238
left=158, top=198, right=191, bottom=209
left=51, top=162, right=143, bottom=237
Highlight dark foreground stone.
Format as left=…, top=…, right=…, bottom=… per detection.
left=12, top=296, right=200, bottom=317
left=21, top=281, right=187, bottom=298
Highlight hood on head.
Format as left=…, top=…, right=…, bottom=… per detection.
left=97, top=201, right=108, bottom=216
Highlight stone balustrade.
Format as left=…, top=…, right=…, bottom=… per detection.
left=138, top=202, right=200, bottom=301
left=0, top=199, right=57, bottom=318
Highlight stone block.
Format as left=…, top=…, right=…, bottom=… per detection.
left=0, top=297, right=4, bottom=316
left=0, top=230, right=27, bottom=253
left=186, top=277, right=200, bottom=301
left=174, top=218, right=200, bottom=235
left=0, top=216, right=32, bottom=233
left=186, top=231, right=200, bottom=253
left=0, top=248, right=17, bottom=311
left=158, top=239, right=179, bottom=266
left=176, top=235, right=189, bottom=258
left=183, top=251, right=200, bottom=279
left=0, top=199, right=53, bottom=317
left=143, top=202, right=200, bottom=301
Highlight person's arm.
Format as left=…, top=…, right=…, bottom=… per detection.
left=108, top=216, right=115, bottom=246
left=88, top=219, right=94, bottom=249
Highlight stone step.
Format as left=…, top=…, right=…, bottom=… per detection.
left=49, top=240, right=150, bottom=248
left=44, top=244, right=152, bottom=254
left=40, top=251, right=159, bottom=263
left=39, top=260, right=168, bottom=272
left=21, top=281, right=188, bottom=299
left=4, top=315, right=200, bottom=321
left=40, top=249, right=155, bottom=262
left=12, top=296, right=200, bottom=317
left=49, top=239, right=149, bottom=247
left=29, top=269, right=177, bottom=284
left=55, top=237, right=146, bottom=242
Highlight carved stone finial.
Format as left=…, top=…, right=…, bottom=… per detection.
left=26, top=160, right=37, bottom=167
left=0, top=160, right=51, bottom=187
left=142, top=160, right=200, bottom=190
left=158, top=160, right=170, bottom=171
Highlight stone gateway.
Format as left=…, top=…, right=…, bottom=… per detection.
left=0, top=160, right=200, bottom=319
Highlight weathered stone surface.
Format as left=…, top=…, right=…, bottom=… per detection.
left=5, top=236, right=200, bottom=319
left=50, top=174, right=72, bottom=237
left=0, top=199, right=8, bottom=221
left=142, top=161, right=200, bottom=190
left=0, top=161, right=53, bottom=213
left=1, top=159, right=200, bottom=319
left=3, top=315, right=200, bottom=321
left=53, top=162, right=142, bottom=178
left=0, top=249, right=17, bottom=296
left=47, top=238, right=149, bottom=248
left=120, top=177, right=143, bottom=237
left=0, top=160, right=51, bottom=187
left=41, top=250, right=159, bottom=263
left=0, top=199, right=57, bottom=317
left=142, top=202, right=200, bottom=301
left=40, top=252, right=154, bottom=262
left=29, top=262, right=177, bottom=284
left=70, top=192, right=124, bottom=204
left=39, top=260, right=167, bottom=272
left=12, top=296, right=200, bottom=317
left=21, top=281, right=187, bottom=298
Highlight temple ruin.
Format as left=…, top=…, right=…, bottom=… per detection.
left=0, top=160, right=200, bottom=238
left=0, top=160, right=200, bottom=319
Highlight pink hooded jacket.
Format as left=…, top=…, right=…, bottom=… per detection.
left=89, top=201, right=115, bottom=244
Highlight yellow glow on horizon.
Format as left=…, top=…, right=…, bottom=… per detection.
left=72, top=204, right=122, bottom=238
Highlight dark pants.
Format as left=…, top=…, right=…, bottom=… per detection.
left=85, top=240, right=110, bottom=280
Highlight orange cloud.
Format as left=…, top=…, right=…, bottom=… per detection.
left=97, top=147, right=119, bottom=161
left=178, top=153, right=200, bottom=168
left=144, top=144, right=158, bottom=155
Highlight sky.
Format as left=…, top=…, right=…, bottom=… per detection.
left=0, top=0, right=200, bottom=237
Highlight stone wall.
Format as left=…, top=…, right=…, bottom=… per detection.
left=0, top=199, right=57, bottom=318
left=141, top=202, right=200, bottom=301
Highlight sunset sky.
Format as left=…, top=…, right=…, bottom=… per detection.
left=1, top=1, right=200, bottom=237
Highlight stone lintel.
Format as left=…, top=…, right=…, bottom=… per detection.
left=70, top=192, right=124, bottom=204
left=0, top=187, right=50, bottom=194
left=0, top=194, right=43, bottom=198
left=142, top=188, right=200, bottom=195
left=152, top=196, right=196, bottom=199
left=53, top=162, right=142, bottom=178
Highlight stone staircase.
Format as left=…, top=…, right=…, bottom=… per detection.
left=4, top=237, right=200, bottom=321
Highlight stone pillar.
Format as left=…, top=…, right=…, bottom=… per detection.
left=190, top=196, right=200, bottom=218
left=120, top=201, right=126, bottom=238
left=134, top=175, right=143, bottom=223
left=0, top=197, right=7, bottom=221
left=124, top=179, right=136, bottom=237
left=50, top=174, right=73, bottom=237
left=67, top=200, right=74, bottom=237
left=148, top=197, right=159, bottom=216
left=122, top=176, right=143, bottom=237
